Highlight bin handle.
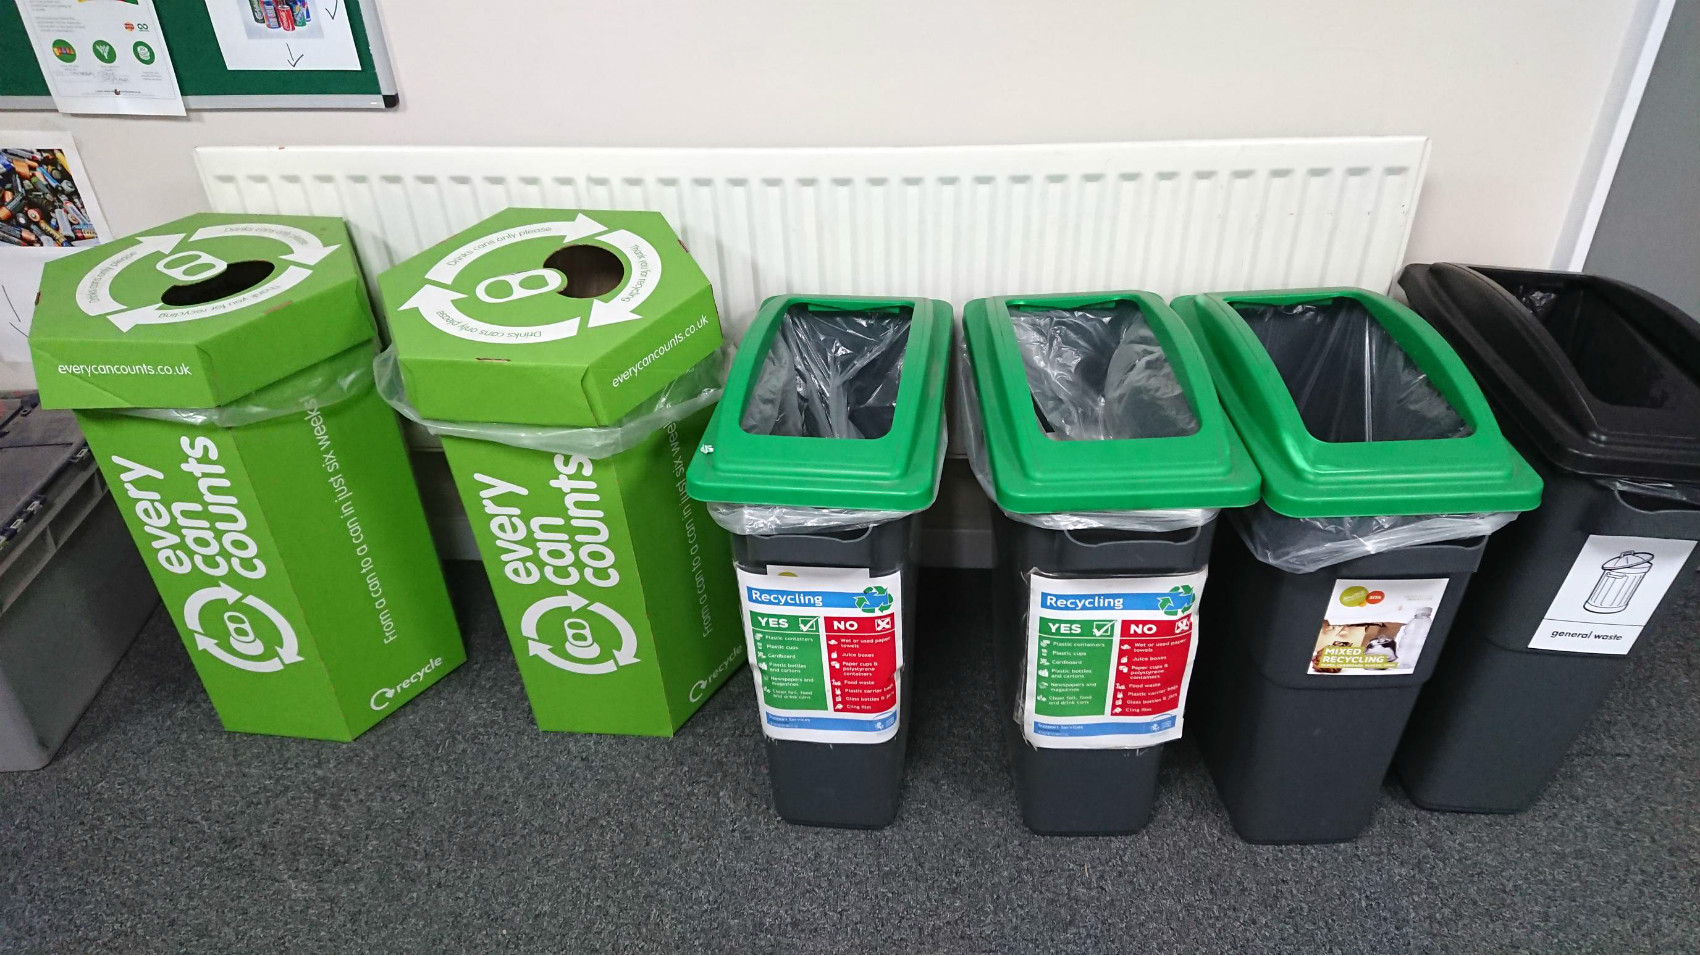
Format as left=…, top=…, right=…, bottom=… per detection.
left=1060, top=523, right=1204, bottom=551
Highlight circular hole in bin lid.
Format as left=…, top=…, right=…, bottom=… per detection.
left=1602, top=551, right=1656, bottom=571
left=159, top=260, right=276, bottom=308
left=544, top=244, right=625, bottom=300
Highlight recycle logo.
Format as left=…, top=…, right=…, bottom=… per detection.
left=75, top=222, right=338, bottom=331
left=183, top=582, right=304, bottom=673
left=854, top=585, right=893, bottom=614
left=1156, top=585, right=1195, bottom=617
left=520, top=589, right=641, bottom=675
left=400, top=214, right=661, bottom=345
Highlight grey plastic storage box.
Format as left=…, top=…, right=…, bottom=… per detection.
left=1394, top=264, right=1700, bottom=813
left=1172, top=289, right=1541, bottom=844
left=688, top=295, right=952, bottom=829
left=961, top=293, right=1259, bottom=835
left=1, top=394, right=157, bottom=772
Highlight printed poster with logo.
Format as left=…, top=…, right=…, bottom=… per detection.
left=1021, top=570, right=1206, bottom=749
left=737, top=565, right=903, bottom=745
left=1307, top=578, right=1448, bottom=676
left=17, top=0, right=185, bottom=116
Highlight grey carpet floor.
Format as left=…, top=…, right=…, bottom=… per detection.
left=2, top=564, right=1697, bottom=954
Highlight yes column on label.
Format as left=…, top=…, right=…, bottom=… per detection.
left=749, top=612, right=826, bottom=710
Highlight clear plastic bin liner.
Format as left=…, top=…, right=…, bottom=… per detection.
left=374, top=346, right=725, bottom=460
left=1604, top=478, right=1700, bottom=508
left=712, top=305, right=939, bottom=536
left=740, top=305, right=911, bottom=440
left=113, top=343, right=375, bottom=428
left=1232, top=503, right=1517, bottom=574
left=707, top=500, right=919, bottom=537
left=1235, top=299, right=1471, bottom=443
left=1011, top=304, right=1199, bottom=441
left=955, top=329, right=1214, bottom=533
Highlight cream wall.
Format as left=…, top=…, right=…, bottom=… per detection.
left=21, top=0, right=1645, bottom=270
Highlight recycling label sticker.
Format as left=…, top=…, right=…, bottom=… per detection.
left=1021, top=570, right=1207, bottom=750
left=74, top=222, right=338, bottom=330
left=736, top=564, right=902, bottom=745
left=1306, top=577, right=1447, bottom=677
left=401, top=213, right=659, bottom=344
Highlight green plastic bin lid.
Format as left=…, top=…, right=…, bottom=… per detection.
left=30, top=213, right=372, bottom=411
left=1171, top=287, right=1542, bottom=518
left=686, top=294, right=952, bottom=513
left=377, top=207, right=722, bottom=428
left=962, top=291, right=1259, bottom=514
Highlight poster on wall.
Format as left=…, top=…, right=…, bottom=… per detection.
left=0, top=134, right=111, bottom=388
left=15, top=0, right=185, bottom=116
left=201, top=0, right=363, bottom=71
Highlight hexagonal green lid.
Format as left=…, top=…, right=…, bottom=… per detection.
left=31, top=213, right=372, bottom=410
left=377, top=208, right=723, bottom=427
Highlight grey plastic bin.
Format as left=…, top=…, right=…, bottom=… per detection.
left=1, top=395, right=157, bottom=772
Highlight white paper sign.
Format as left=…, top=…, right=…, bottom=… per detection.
left=736, top=564, right=903, bottom=745
left=1021, top=570, right=1206, bottom=750
left=0, top=134, right=110, bottom=388
left=17, top=0, right=185, bottom=116
left=1529, top=534, right=1697, bottom=655
left=201, top=0, right=362, bottom=71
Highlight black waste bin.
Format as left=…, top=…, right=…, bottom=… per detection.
left=962, top=293, right=1259, bottom=835
left=1394, top=264, right=1700, bottom=813
left=1172, top=289, right=1542, bottom=843
left=688, top=295, right=952, bottom=829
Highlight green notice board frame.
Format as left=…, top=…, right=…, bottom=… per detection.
left=0, top=0, right=396, bottom=110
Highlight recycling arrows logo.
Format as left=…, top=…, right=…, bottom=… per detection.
left=519, top=589, right=641, bottom=675
left=400, top=214, right=661, bottom=344
left=1156, top=585, right=1195, bottom=617
left=75, top=222, right=338, bottom=330
left=854, top=585, right=893, bottom=614
left=183, top=582, right=304, bottom=673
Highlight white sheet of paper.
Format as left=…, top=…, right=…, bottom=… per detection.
left=0, top=132, right=110, bottom=388
left=201, top=0, right=362, bottom=71
left=16, top=0, right=185, bottom=116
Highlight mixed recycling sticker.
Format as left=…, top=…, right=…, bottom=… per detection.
left=400, top=213, right=660, bottom=344
left=736, top=565, right=902, bottom=745
left=75, top=222, right=338, bottom=330
left=1022, top=570, right=1206, bottom=749
left=1307, top=577, right=1447, bottom=676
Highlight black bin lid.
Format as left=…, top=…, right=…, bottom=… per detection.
left=1398, top=263, right=1700, bottom=484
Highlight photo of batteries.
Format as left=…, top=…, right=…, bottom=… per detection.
left=0, top=149, right=98, bottom=249
left=249, top=0, right=312, bottom=32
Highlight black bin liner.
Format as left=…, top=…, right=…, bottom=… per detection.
left=740, top=305, right=911, bottom=440
left=1229, top=299, right=1507, bottom=573
left=1010, top=304, right=1199, bottom=441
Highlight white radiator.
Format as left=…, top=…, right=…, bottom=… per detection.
left=197, top=138, right=1428, bottom=334
left=196, top=138, right=1429, bottom=567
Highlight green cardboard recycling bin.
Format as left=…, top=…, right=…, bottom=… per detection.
left=1172, top=288, right=1541, bottom=843
left=377, top=207, right=744, bottom=736
left=29, top=213, right=465, bottom=741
